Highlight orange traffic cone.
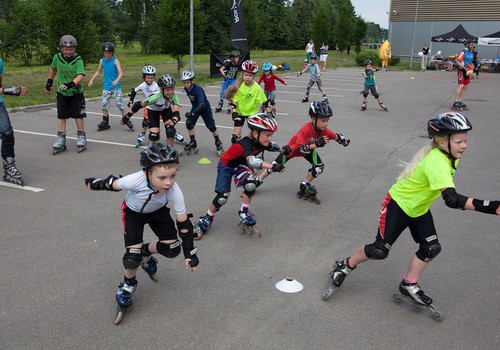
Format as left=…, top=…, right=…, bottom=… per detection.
left=486, top=75, right=490, bottom=81
left=435, top=74, right=439, bottom=80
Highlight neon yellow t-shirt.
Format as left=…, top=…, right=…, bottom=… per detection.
left=389, top=148, right=457, bottom=218
left=232, top=82, right=267, bottom=116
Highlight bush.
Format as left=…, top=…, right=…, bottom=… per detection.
left=389, top=55, right=400, bottom=66
left=355, top=50, right=380, bottom=66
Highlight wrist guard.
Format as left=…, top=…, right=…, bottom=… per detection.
left=85, top=175, right=121, bottom=191
left=63, top=81, right=75, bottom=89
left=268, top=141, right=280, bottom=152
left=45, top=79, right=53, bottom=91
left=271, top=163, right=284, bottom=173
left=336, top=133, right=350, bottom=147
left=3, top=87, right=21, bottom=96
left=172, top=111, right=180, bottom=123
left=281, top=145, right=292, bottom=155
left=228, top=102, right=237, bottom=110
left=177, top=219, right=199, bottom=267
left=131, top=101, right=142, bottom=113
left=315, top=137, right=326, bottom=148
left=473, top=198, right=500, bottom=215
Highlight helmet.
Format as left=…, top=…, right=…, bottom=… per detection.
left=157, top=74, right=176, bottom=88
left=309, top=101, right=333, bottom=118
left=364, top=59, right=372, bottom=66
left=241, top=60, right=258, bottom=74
left=427, top=112, right=472, bottom=138
left=179, top=70, right=195, bottom=81
left=60, top=35, right=77, bottom=47
left=140, top=142, right=179, bottom=170
left=247, top=113, right=278, bottom=132
left=262, top=62, right=273, bottom=71
left=229, top=51, right=240, bottom=58
left=142, top=65, right=156, bottom=75
left=309, top=53, right=318, bottom=60
left=101, top=42, right=115, bottom=52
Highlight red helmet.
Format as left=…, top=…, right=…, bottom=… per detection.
left=247, top=113, right=278, bottom=132
left=241, top=60, right=258, bottom=74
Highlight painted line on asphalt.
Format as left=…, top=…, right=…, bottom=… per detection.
left=0, top=181, right=45, bottom=192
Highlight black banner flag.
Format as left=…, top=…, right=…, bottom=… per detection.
left=210, top=51, right=250, bottom=77
left=230, top=0, right=248, bottom=50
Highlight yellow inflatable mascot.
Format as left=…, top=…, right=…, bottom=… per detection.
left=379, top=40, right=392, bottom=71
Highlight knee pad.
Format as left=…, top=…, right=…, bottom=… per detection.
left=186, top=120, right=196, bottom=130
left=212, top=192, right=229, bottom=210
left=234, top=118, right=245, bottom=127
left=208, top=127, right=217, bottom=133
left=156, top=240, right=181, bottom=258
left=364, top=241, right=391, bottom=260
left=165, top=125, right=176, bottom=138
left=142, top=118, right=149, bottom=128
left=363, top=93, right=369, bottom=98
left=149, top=132, right=160, bottom=142
left=309, top=163, right=325, bottom=178
left=243, top=180, right=256, bottom=197
left=372, top=91, right=380, bottom=98
left=0, top=130, right=14, bottom=144
left=416, top=242, right=441, bottom=262
left=122, top=248, right=142, bottom=269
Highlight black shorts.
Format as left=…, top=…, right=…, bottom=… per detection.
left=121, top=201, right=178, bottom=247
left=147, top=108, right=173, bottom=128
left=56, top=92, right=87, bottom=119
left=374, top=193, right=438, bottom=247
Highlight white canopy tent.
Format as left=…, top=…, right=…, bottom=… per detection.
left=478, top=31, right=500, bottom=47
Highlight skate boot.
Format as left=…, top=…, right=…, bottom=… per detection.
left=361, top=101, right=367, bottom=111
left=135, top=132, right=146, bottom=148
left=141, top=255, right=159, bottom=282
left=97, top=116, right=110, bottom=131
left=175, top=132, right=188, bottom=146
left=451, top=101, right=462, bottom=111
left=3, top=157, right=24, bottom=186
left=237, top=208, right=262, bottom=236
left=76, top=130, right=87, bottom=153
left=322, top=94, right=328, bottom=102
left=458, top=101, right=469, bottom=111
left=379, top=101, right=388, bottom=111
left=180, top=140, right=198, bottom=156
left=215, top=139, right=225, bottom=156
left=322, top=258, right=355, bottom=300
left=301, top=95, right=309, bottom=103
left=52, top=131, right=67, bottom=155
left=115, top=278, right=138, bottom=308
left=215, top=99, right=223, bottom=113
left=125, top=119, right=134, bottom=131
left=194, top=213, right=214, bottom=240
left=297, top=182, right=321, bottom=204
left=398, top=281, right=432, bottom=306
left=231, top=134, right=241, bottom=144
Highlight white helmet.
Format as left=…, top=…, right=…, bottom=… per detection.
left=179, top=70, right=195, bottom=81
left=142, top=66, right=156, bottom=75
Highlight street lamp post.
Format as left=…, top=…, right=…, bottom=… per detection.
left=410, top=0, right=420, bottom=69
left=190, top=0, right=194, bottom=72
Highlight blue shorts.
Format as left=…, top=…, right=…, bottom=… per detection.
left=214, top=161, right=236, bottom=193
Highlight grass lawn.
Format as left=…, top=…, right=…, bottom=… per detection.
left=2, top=45, right=413, bottom=108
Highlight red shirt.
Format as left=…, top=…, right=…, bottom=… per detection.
left=287, top=122, right=338, bottom=158
left=257, top=73, right=286, bottom=92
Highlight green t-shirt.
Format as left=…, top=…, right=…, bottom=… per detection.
left=51, top=53, right=85, bottom=96
left=144, top=91, right=179, bottom=109
left=232, top=82, right=267, bottom=117
left=389, top=148, right=457, bottom=218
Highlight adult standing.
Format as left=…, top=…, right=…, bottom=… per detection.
left=305, top=39, right=315, bottom=61
left=471, top=45, right=480, bottom=79
left=320, top=41, right=329, bottom=70
left=421, top=43, right=430, bottom=71
left=452, top=41, right=474, bottom=111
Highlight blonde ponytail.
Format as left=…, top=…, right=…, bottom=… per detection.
left=224, top=77, right=244, bottom=101
left=397, top=136, right=447, bottom=181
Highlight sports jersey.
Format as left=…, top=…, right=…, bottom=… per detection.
left=389, top=148, right=457, bottom=218
left=231, top=82, right=267, bottom=117
left=102, top=56, right=121, bottom=90
left=364, top=69, right=376, bottom=86
left=0, top=58, right=4, bottom=104
left=223, top=60, right=239, bottom=80
left=220, top=137, right=271, bottom=168
left=457, top=49, right=474, bottom=70
left=117, top=170, right=186, bottom=214
left=144, top=91, right=179, bottom=110
left=185, top=83, right=211, bottom=116
left=286, top=122, right=338, bottom=157
left=50, top=52, right=85, bottom=96
left=257, top=73, right=286, bottom=92
left=134, top=81, right=162, bottom=111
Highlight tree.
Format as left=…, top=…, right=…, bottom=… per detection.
left=198, top=0, right=230, bottom=53
left=312, top=0, right=337, bottom=52
left=352, top=16, right=367, bottom=54
left=291, top=0, right=321, bottom=49
left=121, top=0, right=160, bottom=53
left=333, top=0, right=355, bottom=58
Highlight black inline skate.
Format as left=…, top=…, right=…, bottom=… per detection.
left=215, top=139, right=225, bottom=156
left=393, top=281, right=443, bottom=322
left=322, top=258, right=354, bottom=300
left=215, top=99, right=223, bottom=113
left=301, top=94, right=309, bottom=103
left=97, top=116, right=110, bottom=131
left=361, top=101, right=367, bottom=111
left=297, top=182, right=321, bottom=204
left=3, top=157, right=24, bottom=186
left=180, top=140, right=198, bottom=156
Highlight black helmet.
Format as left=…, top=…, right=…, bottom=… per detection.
left=309, top=101, right=333, bottom=118
left=364, top=59, right=372, bottom=66
left=427, top=112, right=472, bottom=138
left=229, top=51, right=240, bottom=58
left=157, top=74, right=176, bottom=88
left=102, top=42, right=115, bottom=52
left=140, top=143, right=179, bottom=170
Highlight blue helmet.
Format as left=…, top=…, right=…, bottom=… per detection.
left=262, top=62, right=273, bottom=71
left=309, top=53, right=318, bottom=60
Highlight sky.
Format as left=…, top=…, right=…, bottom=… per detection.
left=350, top=0, right=391, bottom=29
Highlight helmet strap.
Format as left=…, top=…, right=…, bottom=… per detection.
left=435, top=136, right=457, bottom=170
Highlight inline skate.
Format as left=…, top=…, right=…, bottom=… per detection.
left=451, top=101, right=468, bottom=111
left=301, top=95, right=309, bottom=103
left=378, top=101, right=388, bottom=111
left=393, top=281, right=443, bottom=322
left=3, top=157, right=24, bottom=186
left=175, top=132, right=188, bottom=146
left=135, top=132, right=146, bottom=148
left=52, top=131, right=67, bottom=155
left=114, top=278, right=138, bottom=325
left=180, top=140, right=198, bottom=156
left=76, top=130, right=87, bottom=153
left=215, top=99, right=223, bottom=113
left=121, top=115, right=134, bottom=131
left=361, top=101, right=367, bottom=111
left=231, top=134, right=241, bottom=144
left=297, top=182, right=321, bottom=204
left=141, top=255, right=159, bottom=283
left=322, top=258, right=354, bottom=300
left=322, top=94, right=328, bottom=102
left=215, top=139, right=225, bottom=156
left=97, top=116, right=110, bottom=131
left=237, top=208, right=262, bottom=237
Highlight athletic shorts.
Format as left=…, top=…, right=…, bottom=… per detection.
left=56, top=92, right=87, bottom=119
left=100, top=88, right=125, bottom=111
left=457, top=70, right=471, bottom=85
left=147, top=108, right=173, bottom=128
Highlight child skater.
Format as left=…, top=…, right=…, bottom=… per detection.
left=257, top=62, right=287, bottom=117
left=258, top=101, right=350, bottom=204
left=323, top=112, right=500, bottom=314
left=361, top=59, right=388, bottom=111
left=225, top=60, right=271, bottom=144
left=88, top=42, right=133, bottom=132
left=84, top=143, right=199, bottom=325
left=215, top=51, right=240, bottom=113
left=297, top=53, right=327, bottom=103
left=179, top=70, right=224, bottom=156
left=124, top=74, right=181, bottom=149
left=194, top=114, right=285, bottom=238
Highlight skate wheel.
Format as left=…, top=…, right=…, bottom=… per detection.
left=322, top=276, right=336, bottom=300
left=114, top=306, right=124, bottom=325
left=392, top=293, right=404, bottom=304
left=150, top=273, right=159, bottom=283
left=429, top=305, right=444, bottom=322
left=251, top=226, right=262, bottom=237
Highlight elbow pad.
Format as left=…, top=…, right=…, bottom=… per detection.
left=299, top=144, right=311, bottom=154
left=247, top=156, right=264, bottom=170
left=442, top=188, right=468, bottom=210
